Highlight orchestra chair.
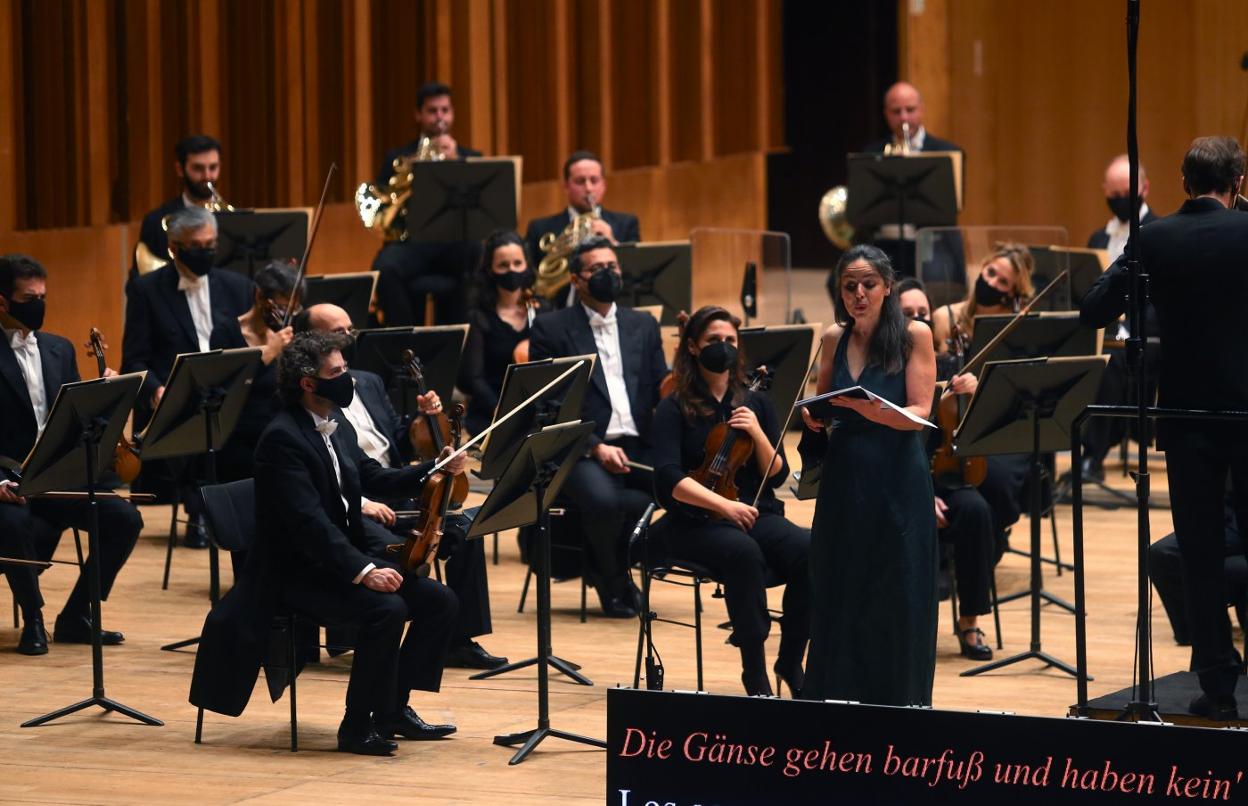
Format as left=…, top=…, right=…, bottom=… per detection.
left=2, top=525, right=85, bottom=628
left=941, top=541, right=1005, bottom=651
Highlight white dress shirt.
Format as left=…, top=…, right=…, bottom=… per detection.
left=581, top=302, right=639, bottom=440
left=339, top=378, right=393, bottom=468
left=177, top=271, right=214, bottom=352
left=7, top=329, right=48, bottom=434
left=1102, top=201, right=1149, bottom=263
left=304, top=408, right=374, bottom=584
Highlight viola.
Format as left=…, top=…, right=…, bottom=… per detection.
left=393, top=402, right=466, bottom=575
left=87, top=328, right=142, bottom=484
left=688, top=368, right=773, bottom=513
left=404, top=350, right=468, bottom=507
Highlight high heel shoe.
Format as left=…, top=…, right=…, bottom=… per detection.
left=774, top=663, right=804, bottom=699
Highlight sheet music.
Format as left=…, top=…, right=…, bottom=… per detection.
left=797, top=385, right=936, bottom=429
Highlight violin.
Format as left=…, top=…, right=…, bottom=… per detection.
left=87, top=329, right=142, bottom=484
left=509, top=289, right=540, bottom=364
left=930, top=316, right=988, bottom=487
left=688, top=368, right=773, bottom=513
left=404, top=350, right=469, bottom=506
left=392, top=402, right=466, bottom=575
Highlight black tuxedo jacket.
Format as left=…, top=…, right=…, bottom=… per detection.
left=1080, top=197, right=1248, bottom=438
left=130, top=196, right=187, bottom=282
left=350, top=368, right=411, bottom=468
left=121, top=265, right=252, bottom=415
left=375, top=140, right=483, bottom=187
left=528, top=304, right=667, bottom=448
left=524, top=207, right=642, bottom=270
left=189, top=406, right=435, bottom=717
left=0, top=331, right=79, bottom=463
left=1085, top=208, right=1160, bottom=249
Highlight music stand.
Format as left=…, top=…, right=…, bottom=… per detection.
left=404, top=159, right=518, bottom=244
left=140, top=348, right=263, bottom=652
left=954, top=356, right=1106, bottom=678
left=846, top=153, right=959, bottom=243
left=467, top=420, right=604, bottom=765
left=214, top=210, right=309, bottom=279
left=303, top=272, right=378, bottom=328
left=738, top=324, right=818, bottom=426
left=615, top=241, right=692, bottom=325
left=477, top=355, right=594, bottom=481
left=352, top=325, right=468, bottom=421
left=18, top=372, right=163, bottom=728
left=1029, top=246, right=1107, bottom=310
left=967, top=313, right=1099, bottom=365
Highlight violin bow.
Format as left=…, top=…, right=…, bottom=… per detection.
left=282, top=162, right=338, bottom=328
left=750, top=340, right=824, bottom=509
left=953, top=268, right=1070, bottom=384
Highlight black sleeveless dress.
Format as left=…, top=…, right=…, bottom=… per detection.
left=803, top=332, right=938, bottom=706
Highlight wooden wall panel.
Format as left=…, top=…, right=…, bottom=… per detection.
left=903, top=0, right=1248, bottom=243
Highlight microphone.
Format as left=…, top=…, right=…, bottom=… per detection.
left=630, top=502, right=658, bottom=547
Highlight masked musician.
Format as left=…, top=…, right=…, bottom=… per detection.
left=524, top=151, right=641, bottom=309
left=299, top=302, right=506, bottom=670
left=898, top=277, right=998, bottom=661
left=649, top=306, right=810, bottom=696
left=460, top=230, right=548, bottom=436
left=529, top=237, right=668, bottom=617
left=1081, top=136, right=1248, bottom=721
left=0, top=255, right=143, bottom=656
left=130, top=135, right=225, bottom=283
left=192, top=332, right=462, bottom=754
left=372, top=82, right=482, bottom=328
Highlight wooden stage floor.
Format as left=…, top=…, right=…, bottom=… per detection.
left=0, top=454, right=1205, bottom=804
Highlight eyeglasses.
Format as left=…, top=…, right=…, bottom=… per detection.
left=582, top=261, right=619, bottom=274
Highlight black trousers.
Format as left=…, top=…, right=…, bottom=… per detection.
left=559, top=438, right=655, bottom=595
left=282, top=566, right=457, bottom=719
left=1149, top=523, right=1247, bottom=646
left=1163, top=428, right=1248, bottom=698
left=0, top=498, right=142, bottom=619
left=372, top=241, right=476, bottom=326
left=936, top=485, right=996, bottom=617
left=655, top=511, right=810, bottom=650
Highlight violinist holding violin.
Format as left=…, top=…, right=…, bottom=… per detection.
left=650, top=306, right=810, bottom=697
left=0, top=254, right=144, bottom=656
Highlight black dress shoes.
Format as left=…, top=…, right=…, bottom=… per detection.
left=1081, top=456, right=1106, bottom=482
left=957, top=627, right=993, bottom=661
left=599, top=595, right=638, bottom=619
left=1189, top=693, right=1239, bottom=722
left=53, top=614, right=124, bottom=645
left=182, top=523, right=209, bottom=549
left=337, top=721, right=397, bottom=756
left=17, top=618, right=48, bottom=655
left=445, top=640, right=508, bottom=670
left=374, top=707, right=457, bottom=740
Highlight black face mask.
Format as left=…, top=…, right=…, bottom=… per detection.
left=973, top=274, right=1009, bottom=308
left=1106, top=195, right=1136, bottom=223
left=493, top=269, right=532, bottom=292
left=6, top=297, right=45, bottom=332
left=585, top=268, right=622, bottom=303
left=697, top=341, right=738, bottom=374
left=315, top=372, right=355, bottom=409
left=178, top=246, right=216, bottom=277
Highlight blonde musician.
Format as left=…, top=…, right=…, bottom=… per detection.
left=930, top=241, right=1035, bottom=357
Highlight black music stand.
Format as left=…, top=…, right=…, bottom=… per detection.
left=352, top=325, right=468, bottom=421
left=967, top=313, right=1098, bottom=365
left=738, top=325, right=817, bottom=426
left=616, top=241, right=692, bottom=325
left=477, top=355, right=594, bottom=481
left=468, top=420, right=603, bottom=765
left=303, top=272, right=378, bottom=328
left=847, top=153, right=959, bottom=243
left=405, top=159, right=518, bottom=244
left=955, top=356, right=1106, bottom=679
left=18, top=372, right=163, bottom=728
left=140, top=348, right=263, bottom=652
left=214, top=210, right=309, bottom=279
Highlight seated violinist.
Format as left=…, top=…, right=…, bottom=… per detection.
left=649, top=306, right=810, bottom=696
left=191, top=332, right=461, bottom=755
left=898, top=278, right=998, bottom=660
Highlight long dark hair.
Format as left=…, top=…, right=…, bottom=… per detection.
left=830, top=244, right=912, bottom=375
left=672, top=305, right=748, bottom=423
left=473, top=230, right=532, bottom=314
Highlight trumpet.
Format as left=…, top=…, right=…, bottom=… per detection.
left=355, top=122, right=449, bottom=242
left=133, top=182, right=235, bottom=275
left=534, top=192, right=598, bottom=299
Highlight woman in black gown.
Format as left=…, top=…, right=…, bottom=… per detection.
left=650, top=306, right=811, bottom=697
left=802, top=245, right=938, bottom=706
left=459, top=230, right=547, bottom=435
